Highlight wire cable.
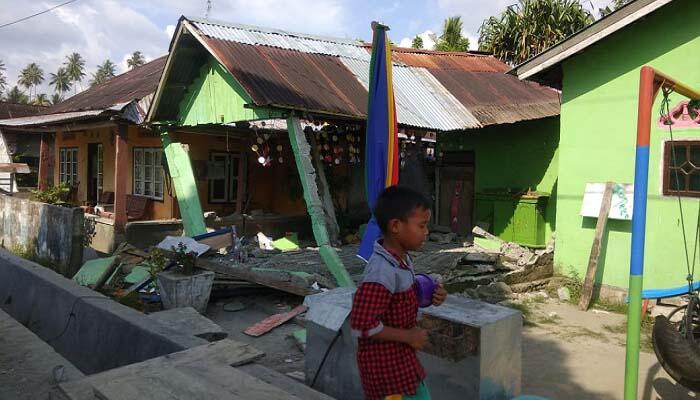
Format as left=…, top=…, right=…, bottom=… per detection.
left=0, top=0, right=80, bottom=29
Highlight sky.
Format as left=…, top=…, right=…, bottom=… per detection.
left=0, top=0, right=614, bottom=97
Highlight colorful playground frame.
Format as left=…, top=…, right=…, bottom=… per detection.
left=625, top=66, right=700, bottom=399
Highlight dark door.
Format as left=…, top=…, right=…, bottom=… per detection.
left=87, top=143, right=103, bottom=204
left=438, top=152, right=475, bottom=236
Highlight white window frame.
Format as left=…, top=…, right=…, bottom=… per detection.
left=133, top=147, right=164, bottom=200
left=59, top=147, right=78, bottom=186
left=208, top=152, right=241, bottom=204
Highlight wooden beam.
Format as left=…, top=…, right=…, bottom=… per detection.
left=579, top=182, right=614, bottom=311
left=113, top=125, right=129, bottom=231
left=38, top=133, right=51, bottom=191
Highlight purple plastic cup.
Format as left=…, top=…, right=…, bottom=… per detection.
left=415, top=273, right=437, bottom=308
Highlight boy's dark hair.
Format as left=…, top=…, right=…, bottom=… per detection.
left=374, top=185, right=431, bottom=233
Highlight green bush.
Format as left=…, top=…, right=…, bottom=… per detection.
left=31, top=183, right=70, bottom=206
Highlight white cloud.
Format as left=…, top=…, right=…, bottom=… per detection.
left=165, top=24, right=176, bottom=39
left=398, top=30, right=437, bottom=50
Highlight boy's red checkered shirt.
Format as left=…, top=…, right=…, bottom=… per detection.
left=351, top=244, right=425, bottom=400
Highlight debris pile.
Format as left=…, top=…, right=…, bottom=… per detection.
left=420, top=226, right=555, bottom=304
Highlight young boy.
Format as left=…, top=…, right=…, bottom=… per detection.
left=351, top=186, right=447, bottom=400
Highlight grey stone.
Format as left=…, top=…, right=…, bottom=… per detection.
left=429, top=232, right=457, bottom=244
left=149, top=307, right=227, bottom=342
left=157, top=269, right=215, bottom=314
left=223, top=301, right=246, bottom=312
left=305, top=288, right=522, bottom=400
left=462, top=252, right=498, bottom=264
left=557, top=287, right=571, bottom=302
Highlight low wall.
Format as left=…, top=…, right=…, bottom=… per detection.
left=125, top=219, right=184, bottom=249
left=0, top=249, right=206, bottom=374
left=0, top=194, right=84, bottom=277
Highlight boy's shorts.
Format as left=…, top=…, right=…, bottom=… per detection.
left=384, top=381, right=431, bottom=400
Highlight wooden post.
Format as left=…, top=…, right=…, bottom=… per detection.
left=579, top=182, right=614, bottom=311
left=38, top=133, right=51, bottom=191
left=113, top=125, right=129, bottom=231
left=308, top=131, right=340, bottom=245
left=287, top=116, right=354, bottom=288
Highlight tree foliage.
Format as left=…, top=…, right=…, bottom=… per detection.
left=127, top=51, right=145, bottom=69
left=435, top=16, right=470, bottom=52
left=50, top=93, right=63, bottom=105
left=50, top=67, right=72, bottom=96
left=478, top=0, right=593, bottom=64
left=90, top=59, right=117, bottom=87
left=599, top=0, right=635, bottom=17
left=411, top=35, right=424, bottom=49
left=5, top=86, right=29, bottom=104
left=64, top=52, right=86, bottom=94
left=33, top=93, right=50, bottom=106
left=17, top=63, right=44, bottom=101
left=0, top=60, right=6, bottom=97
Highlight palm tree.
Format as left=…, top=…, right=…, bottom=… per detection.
left=412, top=35, right=424, bottom=49
left=0, top=60, right=6, bottom=97
left=49, top=67, right=72, bottom=98
left=5, top=86, right=29, bottom=104
left=17, top=63, right=44, bottom=102
left=479, top=0, right=593, bottom=65
left=127, top=51, right=145, bottom=69
left=435, top=16, right=470, bottom=52
left=33, top=93, right=50, bottom=106
left=50, top=93, right=63, bottom=105
left=90, top=59, right=117, bottom=87
left=64, top=52, right=86, bottom=94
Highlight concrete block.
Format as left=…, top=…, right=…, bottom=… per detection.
left=149, top=307, right=227, bottom=342
left=304, top=289, right=522, bottom=400
left=158, top=269, right=215, bottom=313
left=125, top=220, right=183, bottom=249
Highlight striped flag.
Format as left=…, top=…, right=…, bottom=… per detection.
left=358, top=21, right=399, bottom=262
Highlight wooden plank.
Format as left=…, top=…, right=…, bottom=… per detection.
left=239, top=364, right=335, bottom=400
left=244, top=305, right=307, bottom=337
left=59, top=340, right=264, bottom=399
left=197, top=258, right=315, bottom=297
left=579, top=182, right=614, bottom=311
left=93, top=362, right=303, bottom=400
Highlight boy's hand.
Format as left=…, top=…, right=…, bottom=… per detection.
left=407, top=327, right=429, bottom=350
left=432, top=283, right=447, bottom=306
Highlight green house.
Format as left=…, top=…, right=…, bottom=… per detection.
left=513, top=0, right=700, bottom=297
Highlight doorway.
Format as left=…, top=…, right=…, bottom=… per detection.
left=87, top=143, right=103, bottom=205
left=437, top=152, right=475, bottom=236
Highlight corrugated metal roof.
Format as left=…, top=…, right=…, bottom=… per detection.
left=46, top=56, right=167, bottom=114
left=390, top=48, right=509, bottom=73
left=0, top=102, right=46, bottom=119
left=206, top=39, right=367, bottom=118
left=177, top=16, right=561, bottom=130
left=341, top=58, right=479, bottom=130
left=428, top=70, right=560, bottom=125
left=189, top=17, right=371, bottom=61
left=0, top=110, right=105, bottom=127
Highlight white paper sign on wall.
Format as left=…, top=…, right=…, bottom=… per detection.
left=580, top=183, right=634, bottom=220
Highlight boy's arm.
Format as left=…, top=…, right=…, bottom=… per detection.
left=351, top=282, right=428, bottom=350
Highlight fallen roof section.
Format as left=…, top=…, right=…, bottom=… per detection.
left=510, top=0, right=672, bottom=88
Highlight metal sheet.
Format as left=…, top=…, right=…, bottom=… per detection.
left=190, top=18, right=370, bottom=61
left=429, top=70, right=560, bottom=126
left=205, top=38, right=367, bottom=118
left=341, top=58, right=479, bottom=130
left=392, top=49, right=509, bottom=73
left=0, top=110, right=105, bottom=127
left=0, top=103, right=45, bottom=119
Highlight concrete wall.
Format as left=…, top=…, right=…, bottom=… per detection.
left=0, top=193, right=83, bottom=277
left=557, top=0, right=700, bottom=289
left=0, top=249, right=206, bottom=374
left=438, top=117, right=560, bottom=240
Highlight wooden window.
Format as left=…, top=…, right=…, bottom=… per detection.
left=208, top=152, right=241, bottom=204
left=59, top=147, right=78, bottom=186
left=97, top=144, right=103, bottom=197
left=133, top=147, right=164, bottom=200
left=664, top=140, right=700, bottom=197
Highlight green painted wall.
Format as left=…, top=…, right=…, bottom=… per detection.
left=178, top=58, right=282, bottom=126
left=557, top=0, right=700, bottom=290
left=438, top=117, right=560, bottom=241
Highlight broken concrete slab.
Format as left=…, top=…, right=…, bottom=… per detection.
left=149, top=307, right=227, bottom=342
left=429, top=232, right=457, bottom=244
left=239, top=364, right=333, bottom=400
left=462, top=252, right=499, bottom=264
